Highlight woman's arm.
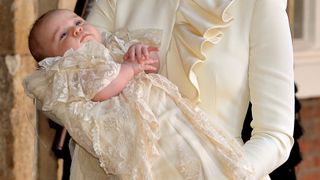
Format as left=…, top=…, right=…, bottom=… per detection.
left=245, top=0, right=294, bottom=177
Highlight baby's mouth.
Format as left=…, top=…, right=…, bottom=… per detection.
left=80, top=33, right=91, bottom=43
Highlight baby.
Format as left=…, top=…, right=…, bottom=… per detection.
left=24, top=9, right=253, bottom=180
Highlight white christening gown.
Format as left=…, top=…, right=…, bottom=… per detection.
left=23, top=30, right=253, bottom=179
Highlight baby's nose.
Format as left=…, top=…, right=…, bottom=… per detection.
left=72, top=26, right=83, bottom=36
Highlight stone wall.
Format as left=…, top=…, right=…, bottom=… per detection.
left=0, top=0, right=39, bottom=179
left=0, top=0, right=77, bottom=179
left=0, top=0, right=14, bottom=55
left=0, top=57, right=15, bottom=180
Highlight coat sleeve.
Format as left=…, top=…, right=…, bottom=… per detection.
left=245, top=0, right=295, bottom=177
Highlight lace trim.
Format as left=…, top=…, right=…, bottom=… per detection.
left=102, top=29, right=162, bottom=63
left=27, top=41, right=121, bottom=111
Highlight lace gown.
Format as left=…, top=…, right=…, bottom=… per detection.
left=23, top=31, right=253, bottom=179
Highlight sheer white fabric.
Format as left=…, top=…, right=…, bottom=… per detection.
left=24, top=30, right=254, bottom=179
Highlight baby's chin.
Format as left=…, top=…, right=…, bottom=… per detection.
left=80, top=38, right=102, bottom=48
left=80, top=39, right=101, bottom=47
left=81, top=34, right=101, bottom=44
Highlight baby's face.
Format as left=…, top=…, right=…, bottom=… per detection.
left=38, top=10, right=101, bottom=57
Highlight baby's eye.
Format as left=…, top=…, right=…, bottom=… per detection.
left=60, top=32, right=67, bottom=40
left=75, top=20, right=83, bottom=26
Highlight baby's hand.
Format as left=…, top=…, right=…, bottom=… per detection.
left=123, top=43, right=160, bottom=73
left=124, top=43, right=159, bottom=63
left=126, top=59, right=158, bottom=75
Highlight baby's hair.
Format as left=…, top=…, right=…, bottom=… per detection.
left=28, top=9, right=61, bottom=62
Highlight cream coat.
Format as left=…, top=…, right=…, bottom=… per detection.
left=72, top=0, right=294, bottom=179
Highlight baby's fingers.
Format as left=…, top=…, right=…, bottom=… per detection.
left=142, top=59, right=158, bottom=65
left=140, top=64, right=157, bottom=71
left=147, top=46, right=159, bottom=52
left=141, top=46, right=149, bottom=61
left=134, top=44, right=143, bottom=61
left=123, top=52, right=129, bottom=61
left=136, top=44, right=151, bottom=64
left=124, top=45, right=137, bottom=62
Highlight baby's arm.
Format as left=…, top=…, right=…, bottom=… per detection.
left=92, top=59, right=156, bottom=102
left=92, top=43, right=159, bottom=101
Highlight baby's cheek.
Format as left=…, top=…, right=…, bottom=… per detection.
left=94, top=32, right=102, bottom=43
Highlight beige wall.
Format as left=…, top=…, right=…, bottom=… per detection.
left=0, top=0, right=37, bottom=179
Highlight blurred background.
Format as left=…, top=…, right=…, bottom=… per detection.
left=0, top=0, right=319, bottom=179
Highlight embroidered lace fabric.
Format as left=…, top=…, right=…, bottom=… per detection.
left=23, top=29, right=254, bottom=179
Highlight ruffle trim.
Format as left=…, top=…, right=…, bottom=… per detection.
left=38, top=41, right=114, bottom=70
left=174, top=0, right=237, bottom=102
left=27, top=41, right=121, bottom=111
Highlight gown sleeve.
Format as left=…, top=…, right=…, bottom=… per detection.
left=23, top=41, right=121, bottom=112
left=23, top=41, right=121, bottom=155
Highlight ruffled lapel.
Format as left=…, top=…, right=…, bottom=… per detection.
left=173, top=0, right=237, bottom=101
